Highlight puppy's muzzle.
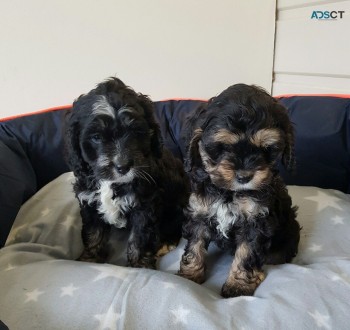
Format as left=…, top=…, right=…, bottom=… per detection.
left=115, top=160, right=134, bottom=175
left=235, top=171, right=253, bottom=184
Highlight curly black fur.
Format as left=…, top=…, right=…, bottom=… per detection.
left=178, top=84, right=301, bottom=297
left=65, top=77, right=190, bottom=268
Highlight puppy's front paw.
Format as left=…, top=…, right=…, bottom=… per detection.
left=177, top=269, right=206, bottom=284
left=221, top=282, right=256, bottom=298
left=221, top=270, right=265, bottom=298
left=178, top=253, right=206, bottom=284
left=128, top=253, right=157, bottom=269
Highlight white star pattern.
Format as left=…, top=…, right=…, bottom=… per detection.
left=94, top=305, right=121, bottom=330
left=162, top=281, right=176, bottom=289
left=308, top=310, right=330, bottom=329
left=305, top=191, right=343, bottom=212
left=60, top=283, right=79, bottom=297
left=4, top=263, right=16, bottom=271
left=25, top=288, right=44, bottom=303
left=331, top=275, right=341, bottom=281
left=60, top=215, right=76, bottom=230
left=91, top=265, right=132, bottom=282
left=331, top=273, right=350, bottom=283
left=7, top=224, right=28, bottom=242
left=308, top=244, right=323, bottom=252
left=228, top=296, right=257, bottom=305
left=170, top=305, right=190, bottom=325
left=41, top=207, right=51, bottom=217
left=331, top=215, right=344, bottom=225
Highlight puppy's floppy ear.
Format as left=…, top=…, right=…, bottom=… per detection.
left=283, top=126, right=296, bottom=172
left=273, top=101, right=296, bottom=171
left=184, top=128, right=203, bottom=172
left=149, top=121, right=163, bottom=158
left=181, top=101, right=209, bottom=157
left=138, top=93, right=163, bottom=158
left=64, top=103, right=90, bottom=176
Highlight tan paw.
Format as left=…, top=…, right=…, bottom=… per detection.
left=221, top=270, right=265, bottom=298
left=156, top=243, right=177, bottom=257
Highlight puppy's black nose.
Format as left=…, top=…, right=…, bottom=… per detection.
left=236, top=173, right=253, bottom=184
left=115, top=161, right=133, bottom=175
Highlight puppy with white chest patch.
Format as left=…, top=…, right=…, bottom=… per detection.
left=65, top=77, right=190, bottom=268
left=178, top=84, right=301, bottom=297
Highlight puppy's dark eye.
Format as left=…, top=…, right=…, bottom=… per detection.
left=264, top=144, right=281, bottom=154
left=204, top=144, right=225, bottom=166
left=264, top=144, right=282, bottom=162
left=90, top=134, right=102, bottom=144
left=206, top=142, right=224, bottom=158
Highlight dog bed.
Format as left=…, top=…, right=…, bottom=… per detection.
left=0, top=96, right=349, bottom=329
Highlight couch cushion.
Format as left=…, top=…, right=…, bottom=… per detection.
left=278, top=96, right=350, bottom=193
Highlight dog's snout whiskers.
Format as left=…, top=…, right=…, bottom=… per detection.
left=134, top=168, right=156, bottom=185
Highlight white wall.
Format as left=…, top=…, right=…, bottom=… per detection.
left=273, top=0, right=350, bottom=95
left=0, top=0, right=276, bottom=118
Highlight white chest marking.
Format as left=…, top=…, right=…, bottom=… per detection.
left=212, top=201, right=239, bottom=238
left=188, top=193, right=268, bottom=238
left=78, top=180, right=136, bottom=228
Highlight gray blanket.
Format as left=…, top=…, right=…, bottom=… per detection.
left=1, top=173, right=350, bottom=329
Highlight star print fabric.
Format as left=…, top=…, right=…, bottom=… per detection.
left=0, top=173, right=350, bottom=329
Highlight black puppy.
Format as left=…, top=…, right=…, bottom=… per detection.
left=65, top=77, right=189, bottom=268
left=178, top=84, right=300, bottom=297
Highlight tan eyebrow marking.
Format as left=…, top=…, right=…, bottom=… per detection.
left=213, top=129, right=241, bottom=144
left=216, top=159, right=234, bottom=182
left=250, top=129, right=281, bottom=147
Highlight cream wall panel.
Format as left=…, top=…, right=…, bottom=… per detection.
left=0, top=0, right=276, bottom=118
left=273, top=73, right=350, bottom=95
left=278, top=0, right=338, bottom=10
left=273, top=0, right=350, bottom=95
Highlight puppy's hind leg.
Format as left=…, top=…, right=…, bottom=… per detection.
left=266, top=208, right=301, bottom=265
left=156, top=243, right=178, bottom=258
left=157, top=207, right=185, bottom=258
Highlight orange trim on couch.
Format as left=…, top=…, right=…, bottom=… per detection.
left=0, top=100, right=207, bottom=123
left=1, top=94, right=349, bottom=122
left=0, top=105, right=72, bottom=122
